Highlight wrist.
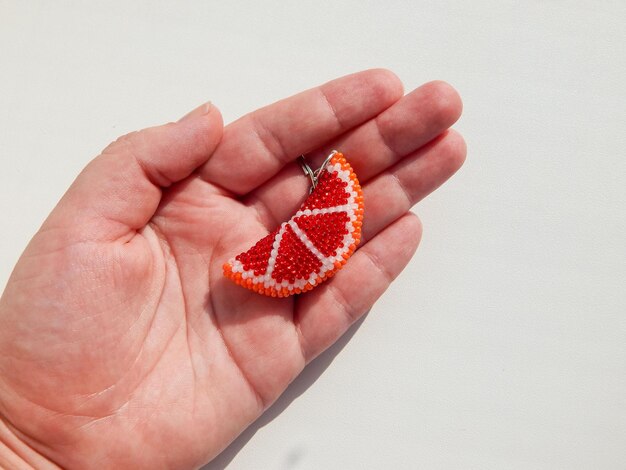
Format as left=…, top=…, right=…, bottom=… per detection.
left=0, top=415, right=59, bottom=470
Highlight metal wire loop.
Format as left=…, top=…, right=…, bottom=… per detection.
left=299, top=150, right=338, bottom=193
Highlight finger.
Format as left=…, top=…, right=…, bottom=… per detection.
left=245, top=128, right=465, bottom=253
left=295, top=212, right=423, bottom=362
left=245, top=81, right=462, bottom=229
left=46, top=103, right=224, bottom=241
left=310, top=80, right=463, bottom=180
left=177, top=100, right=214, bottom=122
left=360, top=129, right=466, bottom=243
left=198, top=69, right=404, bottom=194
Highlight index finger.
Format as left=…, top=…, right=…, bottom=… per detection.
left=197, top=69, right=403, bottom=194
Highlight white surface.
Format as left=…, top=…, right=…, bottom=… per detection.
left=1, top=1, right=625, bottom=469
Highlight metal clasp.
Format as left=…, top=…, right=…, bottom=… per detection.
left=298, top=150, right=337, bottom=193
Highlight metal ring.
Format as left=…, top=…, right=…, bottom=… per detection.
left=299, top=150, right=338, bottom=193
left=299, top=155, right=317, bottom=191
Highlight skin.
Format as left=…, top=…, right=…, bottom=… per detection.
left=0, top=69, right=465, bottom=469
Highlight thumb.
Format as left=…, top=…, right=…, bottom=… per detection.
left=46, top=102, right=223, bottom=241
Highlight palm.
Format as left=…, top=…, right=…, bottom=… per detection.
left=0, top=70, right=464, bottom=469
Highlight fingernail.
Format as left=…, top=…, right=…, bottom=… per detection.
left=178, top=101, right=212, bottom=122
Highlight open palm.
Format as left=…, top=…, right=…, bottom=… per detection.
left=0, top=70, right=464, bottom=469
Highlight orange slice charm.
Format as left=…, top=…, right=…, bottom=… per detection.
left=223, top=151, right=364, bottom=297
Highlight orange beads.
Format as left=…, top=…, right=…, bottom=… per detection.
left=223, top=152, right=363, bottom=297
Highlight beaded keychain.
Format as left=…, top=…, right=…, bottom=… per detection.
left=223, top=151, right=364, bottom=297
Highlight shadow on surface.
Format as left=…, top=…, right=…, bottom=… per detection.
left=202, top=313, right=368, bottom=470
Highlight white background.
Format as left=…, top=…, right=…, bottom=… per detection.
left=1, top=1, right=625, bottom=469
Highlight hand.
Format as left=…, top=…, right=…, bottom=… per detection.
left=0, top=70, right=464, bottom=469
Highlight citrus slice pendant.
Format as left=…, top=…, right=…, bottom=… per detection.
left=223, top=151, right=364, bottom=297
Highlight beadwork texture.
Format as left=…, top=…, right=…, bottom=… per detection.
left=223, top=152, right=364, bottom=297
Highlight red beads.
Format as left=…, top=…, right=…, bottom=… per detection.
left=271, top=224, right=322, bottom=283
left=302, top=171, right=349, bottom=210
left=235, top=230, right=276, bottom=276
left=295, top=212, right=350, bottom=257
left=223, top=152, right=364, bottom=297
